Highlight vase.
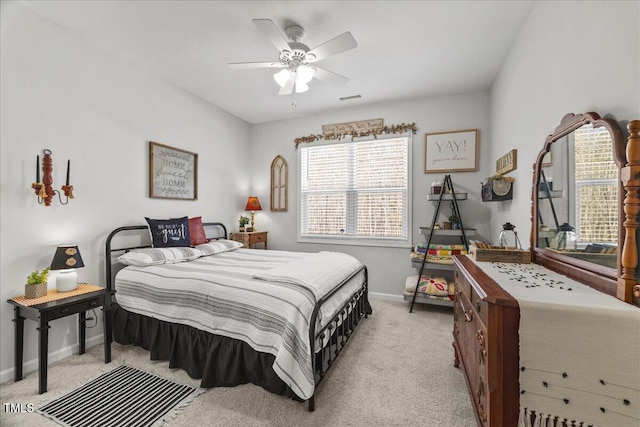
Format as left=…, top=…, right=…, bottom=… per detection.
left=25, top=282, right=47, bottom=299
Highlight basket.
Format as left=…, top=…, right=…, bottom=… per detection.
left=25, top=282, right=48, bottom=299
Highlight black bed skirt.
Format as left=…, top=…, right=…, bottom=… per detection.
left=112, top=305, right=301, bottom=400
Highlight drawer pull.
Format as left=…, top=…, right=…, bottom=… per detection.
left=476, top=377, right=485, bottom=400
left=477, top=330, right=487, bottom=362
left=89, top=301, right=98, bottom=307
left=61, top=308, right=69, bottom=314
left=458, top=296, right=474, bottom=323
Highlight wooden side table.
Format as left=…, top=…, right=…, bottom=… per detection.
left=7, top=286, right=114, bottom=394
left=230, top=231, right=268, bottom=249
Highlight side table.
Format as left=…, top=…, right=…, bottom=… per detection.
left=7, top=285, right=114, bottom=394
left=230, top=231, right=268, bottom=249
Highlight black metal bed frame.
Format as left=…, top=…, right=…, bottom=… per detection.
left=104, top=222, right=369, bottom=411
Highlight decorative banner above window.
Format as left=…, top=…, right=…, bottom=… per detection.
left=496, top=149, right=517, bottom=175
left=322, top=118, right=384, bottom=135
left=294, top=122, right=417, bottom=148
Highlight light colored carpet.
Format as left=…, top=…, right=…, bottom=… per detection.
left=0, top=298, right=476, bottom=426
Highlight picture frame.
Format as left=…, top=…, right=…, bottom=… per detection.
left=424, top=129, right=479, bottom=173
left=149, top=141, right=198, bottom=200
left=496, top=149, right=517, bottom=175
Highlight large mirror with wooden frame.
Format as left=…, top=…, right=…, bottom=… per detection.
left=531, top=112, right=640, bottom=305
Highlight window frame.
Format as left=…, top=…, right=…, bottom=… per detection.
left=297, top=135, right=412, bottom=248
left=568, top=125, right=619, bottom=247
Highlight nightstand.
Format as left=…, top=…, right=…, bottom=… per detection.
left=7, top=285, right=114, bottom=394
left=230, top=231, right=268, bottom=249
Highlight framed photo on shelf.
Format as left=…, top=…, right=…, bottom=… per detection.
left=149, top=141, right=198, bottom=200
left=424, top=129, right=479, bottom=173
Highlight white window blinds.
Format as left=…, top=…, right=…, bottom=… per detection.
left=300, top=137, right=409, bottom=243
left=573, top=124, right=618, bottom=244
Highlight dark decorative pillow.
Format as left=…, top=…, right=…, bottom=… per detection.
left=189, top=216, right=209, bottom=246
left=145, top=216, right=191, bottom=248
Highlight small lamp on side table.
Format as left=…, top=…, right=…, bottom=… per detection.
left=245, top=196, right=262, bottom=231
left=50, top=245, right=84, bottom=292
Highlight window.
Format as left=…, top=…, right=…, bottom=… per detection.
left=573, top=124, right=618, bottom=244
left=299, top=136, right=410, bottom=246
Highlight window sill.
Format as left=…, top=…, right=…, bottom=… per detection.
left=298, top=236, right=411, bottom=249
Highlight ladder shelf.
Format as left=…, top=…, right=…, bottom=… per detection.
left=409, top=174, right=471, bottom=313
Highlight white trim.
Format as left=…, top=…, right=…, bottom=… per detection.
left=0, top=334, right=104, bottom=385
left=368, top=291, right=405, bottom=302
left=297, top=133, right=413, bottom=247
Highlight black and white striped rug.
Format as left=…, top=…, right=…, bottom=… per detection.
left=38, top=365, right=203, bottom=427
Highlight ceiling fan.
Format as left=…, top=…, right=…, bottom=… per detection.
left=228, top=19, right=358, bottom=95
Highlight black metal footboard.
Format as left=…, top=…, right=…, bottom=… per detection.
left=307, top=265, right=369, bottom=411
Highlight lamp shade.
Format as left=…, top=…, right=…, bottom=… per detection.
left=296, top=65, right=315, bottom=84
left=245, top=196, right=262, bottom=211
left=50, top=245, right=84, bottom=270
left=273, top=69, right=290, bottom=87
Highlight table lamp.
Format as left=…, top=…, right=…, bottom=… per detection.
left=50, top=245, right=84, bottom=292
left=244, top=196, right=262, bottom=230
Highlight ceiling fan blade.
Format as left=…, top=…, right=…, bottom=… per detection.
left=252, top=19, right=291, bottom=53
left=278, top=74, right=295, bottom=95
left=313, top=66, right=349, bottom=85
left=228, top=61, right=284, bottom=70
left=307, top=32, right=357, bottom=62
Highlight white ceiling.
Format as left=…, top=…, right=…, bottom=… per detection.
left=19, top=0, right=535, bottom=124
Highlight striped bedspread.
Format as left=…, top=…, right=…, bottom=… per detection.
left=114, top=248, right=365, bottom=400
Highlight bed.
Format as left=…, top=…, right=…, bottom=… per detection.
left=105, top=222, right=371, bottom=411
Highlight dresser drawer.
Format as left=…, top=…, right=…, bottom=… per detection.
left=454, top=288, right=479, bottom=389
left=454, top=268, right=471, bottom=297
left=469, top=283, right=489, bottom=326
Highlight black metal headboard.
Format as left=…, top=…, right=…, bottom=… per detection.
left=105, top=222, right=227, bottom=291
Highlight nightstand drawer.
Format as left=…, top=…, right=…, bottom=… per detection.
left=250, top=233, right=267, bottom=244
left=51, top=298, right=101, bottom=320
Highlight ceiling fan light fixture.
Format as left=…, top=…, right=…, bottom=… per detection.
left=274, top=69, right=290, bottom=87
left=295, top=80, right=309, bottom=93
left=296, top=65, right=315, bottom=84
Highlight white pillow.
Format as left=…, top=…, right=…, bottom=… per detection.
left=118, top=247, right=202, bottom=266
left=196, top=239, right=244, bottom=256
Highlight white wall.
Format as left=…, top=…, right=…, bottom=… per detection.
left=0, top=3, right=251, bottom=381
left=249, top=92, right=493, bottom=298
left=489, top=0, right=640, bottom=244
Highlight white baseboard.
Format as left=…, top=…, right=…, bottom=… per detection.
left=0, top=334, right=104, bottom=385
left=368, top=291, right=404, bottom=302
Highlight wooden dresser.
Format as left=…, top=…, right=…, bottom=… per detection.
left=452, top=255, right=520, bottom=426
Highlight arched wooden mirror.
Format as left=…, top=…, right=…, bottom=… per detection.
left=531, top=112, right=634, bottom=301
left=270, top=155, right=288, bottom=212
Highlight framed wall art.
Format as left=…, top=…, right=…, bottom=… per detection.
left=424, top=129, right=479, bottom=173
left=496, top=149, right=517, bottom=175
left=149, top=141, right=198, bottom=200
